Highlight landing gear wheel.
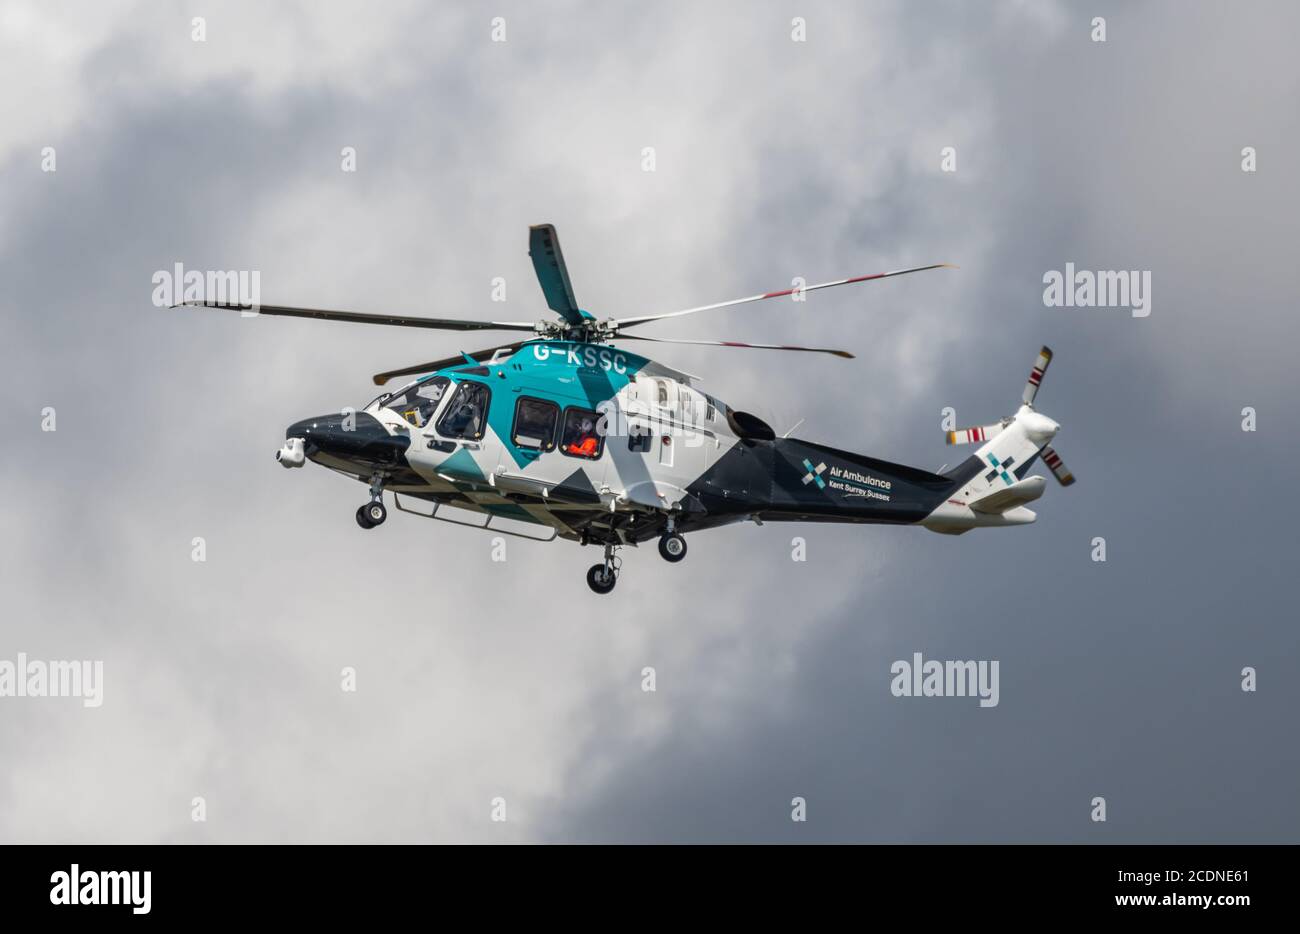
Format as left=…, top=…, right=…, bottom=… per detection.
left=658, top=533, right=687, bottom=563
left=365, top=501, right=387, bottom=526
left=586, top=564, right=617, bottom=594
left=355, top=505, right=375, bottom=529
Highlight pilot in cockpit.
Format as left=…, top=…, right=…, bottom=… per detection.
left=384, top=378, right=448, bottom=428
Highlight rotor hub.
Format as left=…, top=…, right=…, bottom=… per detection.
left=535, top=318, right=619, bottom=344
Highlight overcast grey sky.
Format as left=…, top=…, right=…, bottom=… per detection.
left=1, top=0, right=1297, bottom=842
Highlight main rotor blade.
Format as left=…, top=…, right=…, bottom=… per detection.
left=614, top=263, right=954, bottom=329
left=177, top=301, right=536, bottom=333
left=371, top=340, right=528, bottom=386
left=617, top=334, right=854, bottom=358
left=1022, top=346, right=1054, bottom=405
left=1039, top=445, right=1075, bottom=486
left=528, top=224, right=587, bottom=326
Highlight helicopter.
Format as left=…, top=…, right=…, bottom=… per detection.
left=181, top=224, right=1074, bottom=594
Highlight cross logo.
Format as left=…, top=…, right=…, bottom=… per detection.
left=802, top=459, right=827, bottom=489
left=984, top=453, right=1016, bottom=486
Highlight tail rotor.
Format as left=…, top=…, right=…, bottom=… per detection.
left=945, top=345, right=1076, bottom=487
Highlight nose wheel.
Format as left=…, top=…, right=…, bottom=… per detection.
left=586, top=543, right=620, bottom=594
left=356, top=476, right=388, bottom=529
left=586, top=564, right=616, bottom=594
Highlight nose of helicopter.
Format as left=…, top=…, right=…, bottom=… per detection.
left=284, top=412, right=411, bottom=467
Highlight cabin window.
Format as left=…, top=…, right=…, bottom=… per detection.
left=560, top=407, right=604, bottom=459
left=385, top=376, right=449, bottom=428
left=656, top=380, right=669, bottom=406
left=435, top=380, right=491, bottom=440
left=512, top=397, right=559, bottom=450
left=628, top=423, right=652, bottom=453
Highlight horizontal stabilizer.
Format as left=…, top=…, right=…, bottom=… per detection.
left=969, top=475, right=1047, bottom=514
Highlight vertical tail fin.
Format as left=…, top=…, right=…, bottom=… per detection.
left=924, top=341, right=1073, bottom=534
left=962, top=409, right=1054, bottom=500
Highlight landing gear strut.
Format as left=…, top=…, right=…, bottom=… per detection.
left=586, top=543, right=620, bottom=595
left=357, top=476, right=387, bottom=529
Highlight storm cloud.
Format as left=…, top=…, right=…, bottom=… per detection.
left=1, top=0, right=1296, bottom=843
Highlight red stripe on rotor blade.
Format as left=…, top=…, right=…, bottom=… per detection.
left=843, top=273, right=886, bottom=285
left=760, top=289, right=794, bottom=299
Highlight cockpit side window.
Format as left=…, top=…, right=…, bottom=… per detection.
left=384, top=376, right=450, bottom=428
left=435, top=380, right=491, bottom=440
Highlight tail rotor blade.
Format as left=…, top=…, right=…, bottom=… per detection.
left=1019, top=343, right=1050, bottom=403
left=946, top=423, right=1006, bottom=446
left=1022, top=346, right=1053, bottom=406
left=1040, top=445, right=1075, bottom=486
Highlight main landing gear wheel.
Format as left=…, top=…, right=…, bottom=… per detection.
left=658, top=533, right=687, bottom=563
left=356, top=501, right=386, bottom=529
left=586, top=564, right=617, bottom=594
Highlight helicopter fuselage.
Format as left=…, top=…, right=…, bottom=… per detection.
left=279, top=339, right=1035, bottom=554
left=192, top=223, right=1068, bottom=593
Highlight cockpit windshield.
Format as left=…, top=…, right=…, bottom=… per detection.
left=379, top=376, right=450, bottom=427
